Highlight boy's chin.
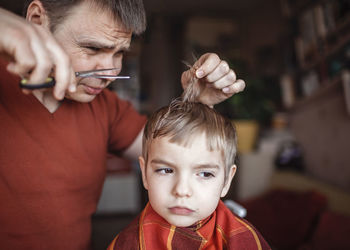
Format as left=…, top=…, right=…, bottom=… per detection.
left=165, top=217, right=200, bottom=228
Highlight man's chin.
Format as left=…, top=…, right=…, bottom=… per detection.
left=65, top=92, right=97, bottom=103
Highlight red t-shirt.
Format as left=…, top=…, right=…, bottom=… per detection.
left=0, top=61, right=147, bottom=250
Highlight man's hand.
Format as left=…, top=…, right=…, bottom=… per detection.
left=181, top=53, right=245, bottom=107
left=0, top=8, right=76, bottom=100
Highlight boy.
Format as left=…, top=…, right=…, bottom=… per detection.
left=108, top=83, right=270, bottom=249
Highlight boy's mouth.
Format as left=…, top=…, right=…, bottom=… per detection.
left=169, top=206, right=194, bottom=215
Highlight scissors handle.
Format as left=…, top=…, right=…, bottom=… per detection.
left=19, top=68, right=128, bottom=90
left=19, top=77, right=56, bottom=90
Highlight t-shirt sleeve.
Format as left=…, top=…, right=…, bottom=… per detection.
left=104, top=90, right=147, bottom=153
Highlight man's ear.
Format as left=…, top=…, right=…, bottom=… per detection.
left=138, top=156, right=149, bottom=190
left=26, top=0, right=50, bottom=28
left=221, top=164, right=237, bottom=197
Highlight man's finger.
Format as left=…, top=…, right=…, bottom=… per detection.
left=195, top=53, right=220, bottom=78
left=49, top=45, right=74, bottom=99
left=27, top=26, right=53, bottom=84
left=222, top=79, right=246, bottom=94
left=211, top=69, right=237, bottom=89
left=37, top=25, right=75, bottom=99
left=205, top=60, right=231, bottom=83
left=5, top=30, right=37, bottom=77
left=28, top=43, right=52, bottom=84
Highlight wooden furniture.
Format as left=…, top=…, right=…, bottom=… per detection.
left=280, top=0, right=350, bottom=192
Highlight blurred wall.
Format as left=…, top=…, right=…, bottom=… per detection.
left=2, top=0, right=350, bottom=193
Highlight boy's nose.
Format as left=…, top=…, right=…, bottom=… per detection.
left=173, top=177, right=192, bottom=198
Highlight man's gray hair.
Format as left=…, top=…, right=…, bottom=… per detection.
left=23, top=0, right=146, bottom=34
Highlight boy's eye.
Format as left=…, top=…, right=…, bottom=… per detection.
left=155, top=168, right=173, bottom=174
left=198, top=172, right=215, bottom=178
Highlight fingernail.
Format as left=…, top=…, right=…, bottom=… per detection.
left=196, top=69, right=204, bottom=78
left=223, top=87, right=230, bottom=93
left=69, top=84, right=76, bottom=92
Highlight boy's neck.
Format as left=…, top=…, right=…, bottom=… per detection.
left=183, top=214, right=212, bottom=231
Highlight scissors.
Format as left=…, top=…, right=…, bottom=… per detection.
left=19, top=68, right=130, bottom=90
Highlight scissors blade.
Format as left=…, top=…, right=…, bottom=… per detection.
left=87, top=75, right=130, bottom=79
left=19, top=68, right=127, bottom=90
left=75, top=68, right=120, bottom=77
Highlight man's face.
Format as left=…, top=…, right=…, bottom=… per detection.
left=52, top=2, right=132, bottom=102
left=139, top=133, right=234, bottom=227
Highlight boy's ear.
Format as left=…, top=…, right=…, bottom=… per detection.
left=138, top=156, right=149, bottom=190
left=26, top=0, right=50, bottom=28
left=220, top=164, right=237, bottom=197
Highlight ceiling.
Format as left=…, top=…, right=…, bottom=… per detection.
left=144, top=0, right=265, bottom=14
left=3, top=0, right=265, bottom=16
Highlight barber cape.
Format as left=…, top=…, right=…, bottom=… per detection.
left=108, top=200, right=270, bottom=250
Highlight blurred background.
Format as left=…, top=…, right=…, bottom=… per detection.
left=3, top=0, right=350, bottom=249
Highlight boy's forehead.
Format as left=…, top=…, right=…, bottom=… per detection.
left=148, top=134, right=226, bottom=165
left=152, top=133, right=208, bottom=148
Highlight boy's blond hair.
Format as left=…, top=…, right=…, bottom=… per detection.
left=142, top=80, right=237, bottom=178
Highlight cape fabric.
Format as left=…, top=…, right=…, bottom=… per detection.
left=108, top=200, right=270, bottom=250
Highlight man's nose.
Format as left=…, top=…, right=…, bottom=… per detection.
left=98, top=55, right=121, bottom=74
left=173, top=176, right=192, bottom=198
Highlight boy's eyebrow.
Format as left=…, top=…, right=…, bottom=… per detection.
left=150, top=159, right=175, bottom=167
left=194, top=164, right=220, bottom=170
left=150, top=159, right=220, bottom=170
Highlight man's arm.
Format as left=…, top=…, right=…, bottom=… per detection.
left=122, top=127, right=144, bottom=161
left=181, top=53, right=245, bottom=107
left=0, top=8, right=76, bottom=100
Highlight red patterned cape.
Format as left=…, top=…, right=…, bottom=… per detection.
left=108, top=200, right=270, bottom=250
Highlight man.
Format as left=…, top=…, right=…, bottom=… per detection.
left=0, top=0, right=245, bottom=249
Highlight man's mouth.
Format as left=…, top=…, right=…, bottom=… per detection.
left=169, top=206, right=195, bottom=215
left=82, top=84, right=104, bottom=95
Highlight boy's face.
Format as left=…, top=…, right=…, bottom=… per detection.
left=139, top=133, right=236, bottom=227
